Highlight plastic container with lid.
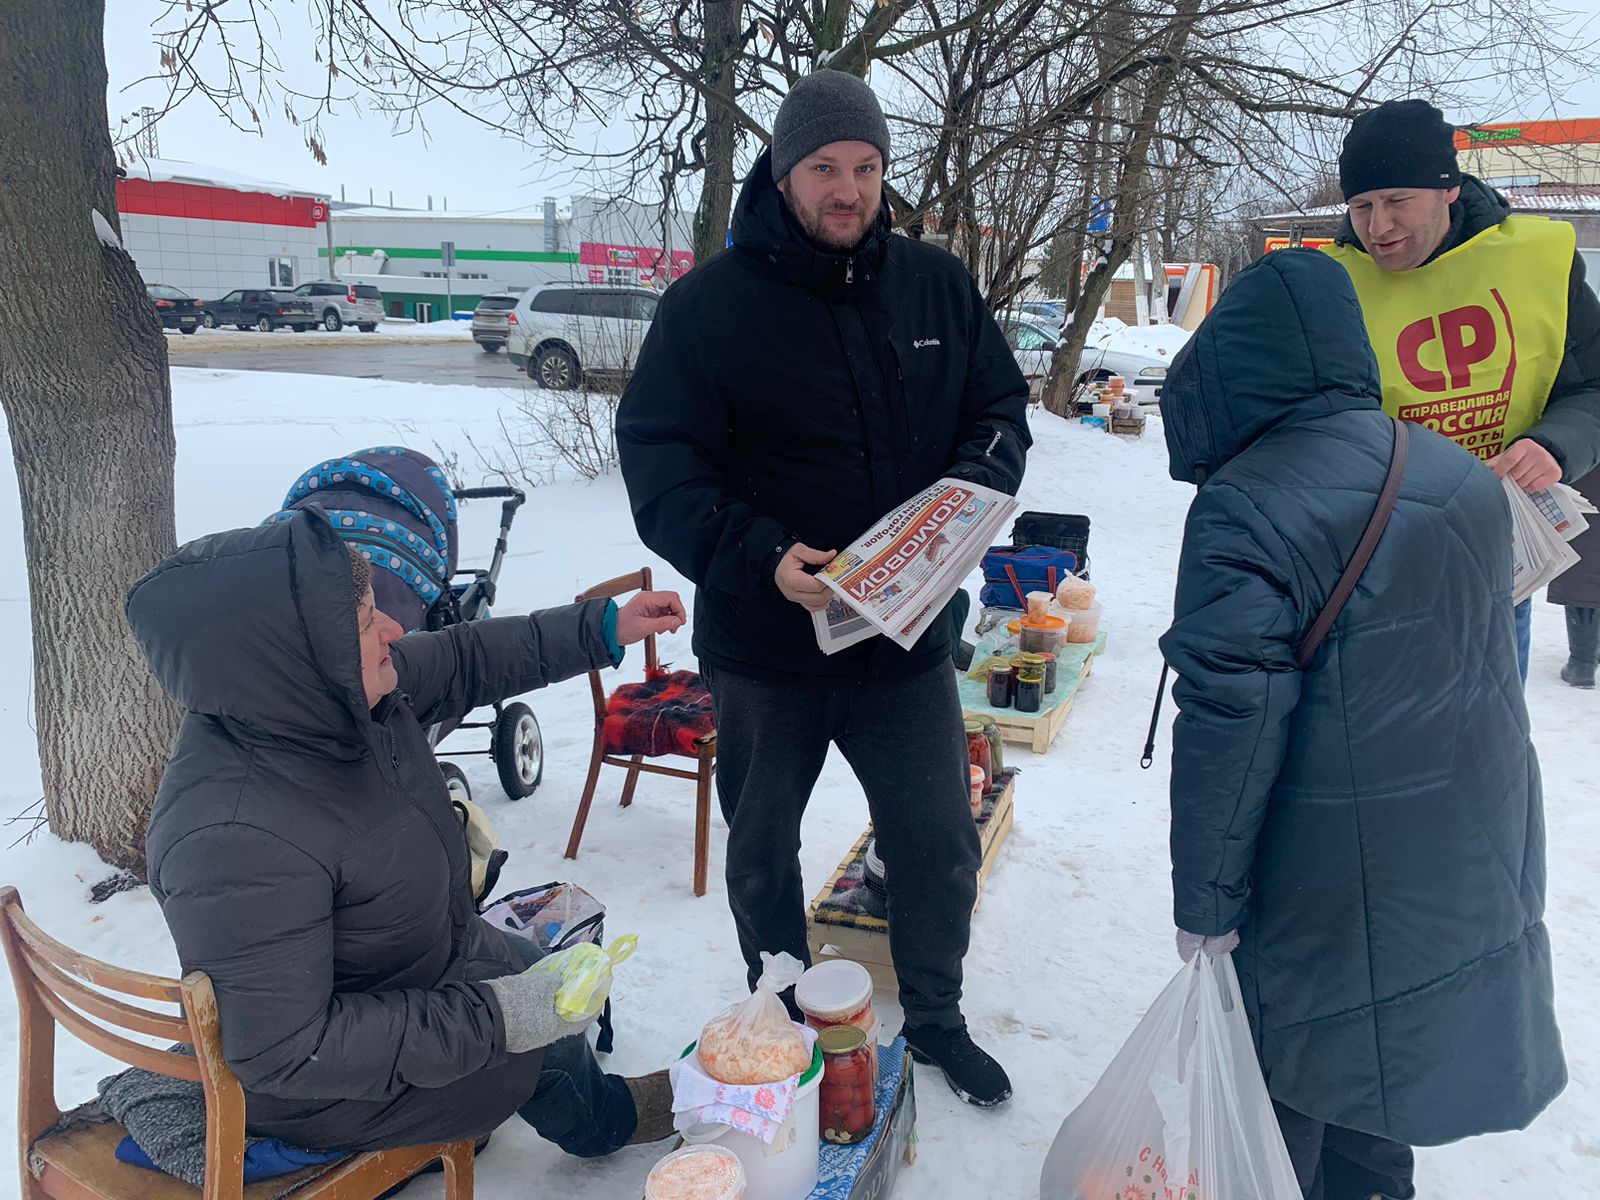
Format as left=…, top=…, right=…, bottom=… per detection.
left=859, top=839, right=888, bottom=919
left=1064, top=601, right=1102, bottom=644
left=969, top=765, right=985, bottom=816
left=645, top=1145, right=746, bottom=1200
left=677, top=1040, right=822, bottom=1200
left=817, top=1024, right=877, bottom=1145
left=796, top=960, right=879, bottom=1113
left=1018, top=614, right=1069, bottom=655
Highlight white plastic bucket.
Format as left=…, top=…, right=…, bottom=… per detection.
left=677, top=1042, right=824, bottom=1200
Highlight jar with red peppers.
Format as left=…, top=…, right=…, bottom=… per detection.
left=817, top=1024, right=877, bottom=1144
left=964, top=719, right=992, bottom=792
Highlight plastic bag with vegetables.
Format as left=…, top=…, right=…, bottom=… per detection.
left=698, top=951, right=811, bottom=1084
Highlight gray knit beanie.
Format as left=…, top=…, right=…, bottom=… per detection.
left=771, top=70, right=891, bottom=183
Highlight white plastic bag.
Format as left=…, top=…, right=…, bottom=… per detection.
left=698, top=951, right=810, bottom=1085
left=1040, top=953, right=1300, bottom=1200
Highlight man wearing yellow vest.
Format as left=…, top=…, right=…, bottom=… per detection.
left=1325, top=100, right=1600, bottom=682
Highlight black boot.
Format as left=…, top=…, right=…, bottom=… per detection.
left=1562, top=606, right=1598, bottom=688
left=901, top=1020, right=1012, bottom=1107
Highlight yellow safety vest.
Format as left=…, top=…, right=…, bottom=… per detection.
left=1325, top=216, right=1572, bottom=463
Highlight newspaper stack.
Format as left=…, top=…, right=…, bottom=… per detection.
left=812, top=477, right=1017, bottom=654
left=1506, top=477, right=1594, bottom=605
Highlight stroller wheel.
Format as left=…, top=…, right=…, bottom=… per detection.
left=440, top=761, right=472, bottom=805
left=493, top=702, right=544, bottom=799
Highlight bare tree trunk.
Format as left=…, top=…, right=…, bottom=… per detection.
left=1042, top=0, right=1202, bottom=417
left=692, top=0, right=744, bottom=264
left=0, top=0, right=180, bottom=874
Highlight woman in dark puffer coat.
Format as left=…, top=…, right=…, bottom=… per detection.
left=1159, top=249, right=1565, bottom=1200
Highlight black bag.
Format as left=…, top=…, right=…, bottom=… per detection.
left=1011, top=511, right=1092, bottom=580
left=480, top=882, right=617, bottom=1053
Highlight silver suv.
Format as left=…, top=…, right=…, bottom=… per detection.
left=292, top=281, right=385, bottom=332
left=471, top=293, right=520, bottom=353
left=506, top=284, right=660, bottom=390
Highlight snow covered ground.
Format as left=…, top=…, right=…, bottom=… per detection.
left=0, top=369, right=1595, bottom=1198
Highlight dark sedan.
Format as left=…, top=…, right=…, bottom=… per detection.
left=201, top=289, right=317, bottom=332
left=146, top=284, right=203, bottom=334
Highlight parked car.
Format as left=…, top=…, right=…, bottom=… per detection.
left=201, top=289, right=317, bottom=332
left=1015, top=299, right=1068, bottom=326
left=506, top=284, right=660, bottom=389
left=1000, top=313, right=1174, bottom=406
left=471, top=293, right=520, bottom=353
left=291, top=281, right=384, bottom=332
left=145, top=284, right=203, bottom=334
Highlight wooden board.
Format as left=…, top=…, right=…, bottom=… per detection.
left=806, top=779, right=1015, bottom=992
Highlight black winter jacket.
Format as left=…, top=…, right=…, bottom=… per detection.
left=1337, top=175, right=1600, bottom=481
left=1160, top=249, right=1565, bottom=1145
left=128, top=509, right=615, bottom=1151
left=616, top=151, right=1030, bottom=679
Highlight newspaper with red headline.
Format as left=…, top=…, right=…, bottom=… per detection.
left=811, top=477, right=1016, bottom=654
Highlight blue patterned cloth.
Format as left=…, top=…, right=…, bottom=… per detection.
left=811, top=1037, right=909, bottom=1199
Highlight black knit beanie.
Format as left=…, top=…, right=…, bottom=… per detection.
left=770, top=70, right=891, bottom=183
left=1339, top=100, right=1461, bottom=200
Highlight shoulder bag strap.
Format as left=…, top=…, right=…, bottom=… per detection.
left=1294, top=416, right=1411, bottom=670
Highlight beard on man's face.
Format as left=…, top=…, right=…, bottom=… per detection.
left=791, top=194, right=873, bottom=251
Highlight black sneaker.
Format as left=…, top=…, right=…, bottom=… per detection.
left=901, top=1021, right=1011, bottom=1107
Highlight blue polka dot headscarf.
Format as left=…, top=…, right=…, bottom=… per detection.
left=265, top=447, right=457, bottom=609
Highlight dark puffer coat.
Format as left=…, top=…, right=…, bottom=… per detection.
left=1160, top=248, right=1565, bottom=1146
left=127, top=509, right=615, bottom=1151
left=616, top=150, right=1030, bottom=680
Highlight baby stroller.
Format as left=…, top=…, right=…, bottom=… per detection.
left=265, top=447, right=538, bottom=804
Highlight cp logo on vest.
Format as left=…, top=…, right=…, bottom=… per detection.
left=1392, top=290, right=1515, bottom=461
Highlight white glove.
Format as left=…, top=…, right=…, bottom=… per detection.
left=1176, top=928, right=1239, bottom=963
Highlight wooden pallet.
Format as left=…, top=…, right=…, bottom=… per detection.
left=805, top=777, right=1015, bottom=993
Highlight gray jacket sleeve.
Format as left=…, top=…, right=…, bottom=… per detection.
left=1160, top=484, right=1305, bottom=936
left=1522, top=250, right=1600, bottom=481
left=390, top=601, right=615, bottom=728
left=156, top=822, right=510, bottom=1102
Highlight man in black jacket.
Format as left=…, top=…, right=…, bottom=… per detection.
left=1326, top=99, right=1600, bottom=680
left=617, top=70, right=1030, bottom=1107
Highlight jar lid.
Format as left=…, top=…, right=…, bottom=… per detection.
left=817, top=1024, right=869, bottom=1055
left=963, top=718, right=984, bottom=734
left=1020, top=615, right=1068, bottom=631
left=986, top=661, right=1013, bottom=676
left=1014, top=652, right=1048, bottom=666
left=795, top=960, right=873, bottom=1023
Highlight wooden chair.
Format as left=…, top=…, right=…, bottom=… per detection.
left=0, top=886, right=475, bottom=1200
left=563, top=567, right=717, bottom=896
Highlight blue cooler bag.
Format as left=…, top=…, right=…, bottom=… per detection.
left=980, top=545, right=1082, bottom=609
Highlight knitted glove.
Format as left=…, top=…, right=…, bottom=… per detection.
left=1176, top=928, right=1239, bottom=963
left=484, top=948, right=597, bottom=1054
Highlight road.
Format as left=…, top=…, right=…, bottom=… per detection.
left=163, top=328, right=526, bottom=388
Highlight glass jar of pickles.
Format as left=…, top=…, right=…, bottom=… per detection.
left=1015, top=663, right=1045, bottom=713
left=817, top=1024, right=877, bottom=1144
left=964, top=719, right=992, bottom=792
left=986, top=661, right=1014, bottom=708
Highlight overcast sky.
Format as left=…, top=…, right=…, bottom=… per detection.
left=102, top=0, right=1600, bottom=213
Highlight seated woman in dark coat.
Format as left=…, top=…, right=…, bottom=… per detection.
left=126, top=508, right=685, bottom=1157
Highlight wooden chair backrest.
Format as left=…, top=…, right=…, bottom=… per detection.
left=575, top=566, right=658, bottom=719
left=0, top=885, right=250, bottom=1200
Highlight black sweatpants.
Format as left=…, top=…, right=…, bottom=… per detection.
left=1274, top=1101, right=1415, bottom=1200
left=703, top=662, right=980, bottom=1028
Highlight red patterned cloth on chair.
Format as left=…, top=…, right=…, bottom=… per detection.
left=602, top=670, right=715, bottom=758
